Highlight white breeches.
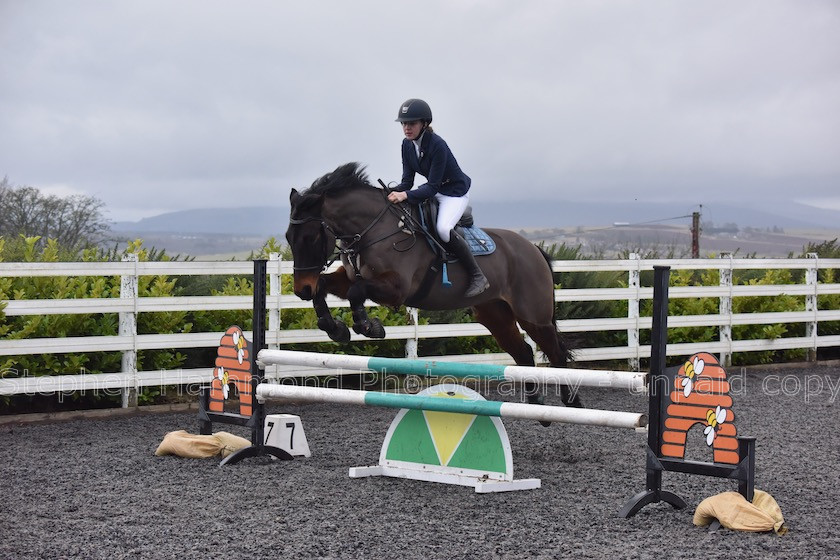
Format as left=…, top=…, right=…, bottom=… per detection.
left=435, top=193, right=469, bottom=243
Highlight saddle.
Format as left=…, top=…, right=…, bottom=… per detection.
left=403, top=198, right=495, bottom=306
left=416, top=198, right=496, bottom=258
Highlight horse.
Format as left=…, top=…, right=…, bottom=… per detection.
left=285, top=162, right=582, bottom=409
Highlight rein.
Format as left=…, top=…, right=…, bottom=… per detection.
left=290, top=192, right=414, bottom=277
left=333, top=203, right=396, bottom=277
left=377, top=178, right=448, bottom=257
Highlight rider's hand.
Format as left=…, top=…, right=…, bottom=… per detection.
left=388, top=191, right=408, bottom=204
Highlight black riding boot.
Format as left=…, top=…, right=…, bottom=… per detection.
left=446, top=229, right=489, bottom=298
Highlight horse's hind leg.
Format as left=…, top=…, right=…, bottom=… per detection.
left=474, top=301, right=535, bottom=364
left=473, top=301, right=547, bottom=410
left=519, top=320, right=583, bottom=408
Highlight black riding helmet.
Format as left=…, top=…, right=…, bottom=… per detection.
left=396, top=98, right=432, bottom=123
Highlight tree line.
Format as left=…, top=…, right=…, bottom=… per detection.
left=0, top=177, right=110, bottom=251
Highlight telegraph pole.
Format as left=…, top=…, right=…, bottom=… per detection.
left=691, top=206, right=701, bottom=258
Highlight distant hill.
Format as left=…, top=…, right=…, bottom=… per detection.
left=472, top=199, right=839, bottom=230
left=112, top=207, right=288, bottom=236
left=111, top=199, right=840, bottom=235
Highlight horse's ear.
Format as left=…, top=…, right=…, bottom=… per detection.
left=290, top=189, right=323, bottom=212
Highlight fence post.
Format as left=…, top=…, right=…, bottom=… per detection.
left=268, top=253, right=281, bottom=351
left=806, top=253, right=818, bottom=362
left=405, top=307, right=419, bottom=359
left=627, top=253, right=641, bottom=371
left=718, top=253, right=733, bottom=367
left=119, top=253, right=139, bottom=407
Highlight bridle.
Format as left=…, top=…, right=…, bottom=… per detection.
left=288, top=195, right=411, bottom=277
left=287, top=215, right=333, bottom=271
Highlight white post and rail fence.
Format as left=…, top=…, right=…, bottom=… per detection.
left=1, top=253, right=839, bottom=407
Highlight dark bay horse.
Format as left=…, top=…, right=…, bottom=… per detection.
left=285, top=162, right=581, bottom=408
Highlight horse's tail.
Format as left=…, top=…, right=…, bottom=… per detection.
left=537, top=245, right=558, bottom=322
left=536, top=244, right=573, bottom=364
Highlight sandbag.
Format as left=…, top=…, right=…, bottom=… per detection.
left=693, top=489, right=787, bottom=534
left=154, top=430, right=250, bottom=459
left=213, top=431, right=252, bottom=458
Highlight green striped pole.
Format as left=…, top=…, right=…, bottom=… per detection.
left=255, top=384, right=646, bottom=429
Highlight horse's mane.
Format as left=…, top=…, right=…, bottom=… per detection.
left=306, top=162, right=375, bottom=196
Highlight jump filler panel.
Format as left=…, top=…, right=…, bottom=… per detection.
left=663, top=352, right=740, bottom=465
left=210, top=326, right=254, bottom=417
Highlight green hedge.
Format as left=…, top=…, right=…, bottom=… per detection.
left=1, top=235, right=838, bottom=412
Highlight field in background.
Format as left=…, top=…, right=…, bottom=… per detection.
left=519, top=224, right=840, bottom=258
left=111, top=225, right=840, bottom=260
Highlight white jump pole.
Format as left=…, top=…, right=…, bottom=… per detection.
left=257, top=349, right=646, bottom=392
left=255, top=384, right=647, bottom=429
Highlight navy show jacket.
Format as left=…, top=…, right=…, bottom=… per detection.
left=394, top=131, right=471, bottom=203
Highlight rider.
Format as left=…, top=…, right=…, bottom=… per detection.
left=386, top=98, right=489, bottom=298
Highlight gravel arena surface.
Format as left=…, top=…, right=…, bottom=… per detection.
left=2, top=363, right=839, bottom=559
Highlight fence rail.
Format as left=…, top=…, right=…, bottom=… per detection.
left=2, top=254, right=839, bottom=404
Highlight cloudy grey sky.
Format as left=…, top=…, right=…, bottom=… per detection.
left=1, top=0, right=838, bottom=222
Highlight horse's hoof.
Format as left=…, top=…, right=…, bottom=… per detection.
left=367, top=318, right=386, bottom=338
left=327, top=320, right=351, bottom=343
left=527, top=393, right=545, bottom=406
left=317, top=316, right=334, bottom=332
left=526, top=394, right=551, bottom=427
left=352, top=319, right=386, bottom=339
left=318, top=316, right=350, bottom=343
left=561, top=386, right=584, bottom=408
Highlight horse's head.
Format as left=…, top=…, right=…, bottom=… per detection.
left=286, top=188, right=334, bottom=300
left=286, top=163, right=380, bottom=300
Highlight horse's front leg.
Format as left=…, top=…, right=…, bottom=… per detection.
left=312, top=270, right=352, bottom=343
left=346, top=272, right=404, bottom=339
